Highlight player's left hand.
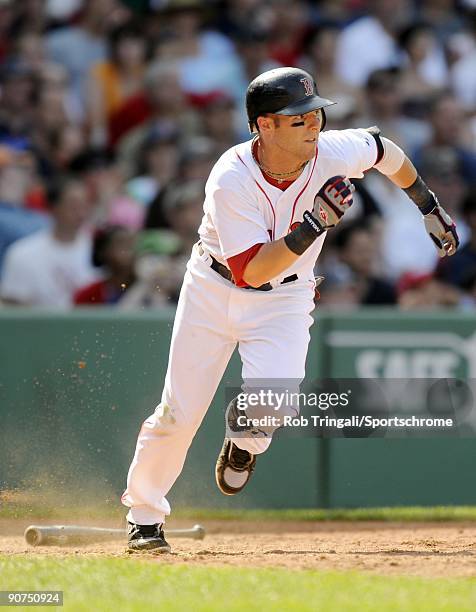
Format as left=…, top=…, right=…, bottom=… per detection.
left=312, top=176, right=355, bottom=230
left=423, top=200, right=459, bottom=257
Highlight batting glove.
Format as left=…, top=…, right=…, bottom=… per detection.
left=422, top=195, right=459, bottom=257
left=312, top=176, right=355, bottom=230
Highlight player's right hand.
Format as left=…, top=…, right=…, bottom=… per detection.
left=312, top=176, right=355, bottom=230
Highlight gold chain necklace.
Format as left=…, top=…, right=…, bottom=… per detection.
left=253, top=140, right=308, bottom=181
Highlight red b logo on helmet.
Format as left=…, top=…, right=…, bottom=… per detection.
left=300, top=77, right=313, bottom=97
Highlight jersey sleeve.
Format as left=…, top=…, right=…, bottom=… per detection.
left=206, top=182, right=271, bottom=259
left=227, top=243, right=264, bottom=287
left=323, top=128, right=380, bottom=179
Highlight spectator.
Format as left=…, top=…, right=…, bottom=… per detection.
left=233, top=28, right=280, bottom=84
left=126, top=129, right=180, bottom=208
left=13, top=31, right=47, bottom=73
left=162, top=179, right=205, bottom=258
left=26, top=64, right=84, bottom=175
left=300, top=23, right=363, bottom=128
left=459, top=267, right=476, bottom=308
left=0, top=59, right=35, bottom=139
left=47, top=124, right=87, bottom=176
left=194, top=91, right=240, bottom=155
left=398, top=22, right=447, bottom=116
left=320, top=219, right=397, bottom=307
left=397, top=272, right=460, bottom=309
left=265, top=0, right=310, bottom=67
left=417, top=0, right=466, bottom=46
left=143, top=140, right=216, bottom=230
left=35, top=62, right=80, bottom=125
left=412, top=92, right=476, bottom=184
left=216, top=0, right=269, bottom=37
left=0, top=2, right=14, bottom=63
left=9, top=0, right=48, bottom=37
left=177, top=136, right=217, bottom=181
left=335, top=0, right=410, bottom=87
left=153, top=1, right=242, bottom=99
left=86, top=20, right=148, bottom=147
left=0, top=146, right=48, bottom=267
left=69, top=148, right=144, bottom=230
left=450, top=10, right=476, bottom=113
left=44, top=0, right=82, bottom=24
left=45, top=0, right=129, bottom=117
left=74, top=225, right=136, bottom=305
left=229, top=28, right=281, bottom=137
left=30, top=70, right=71, bottom=172
left=437, top=188, right=476, bottom=288
left=131, top=178, right=206, bottom=305
left=118, top=229, right=182, bottom=309
left=310, top=0, right=361, bottom=26
left=0, top=176, right=96, bottom=307
left=355, top=68, right=431, bottom=152
left=116, top=61, right=200, bottom=179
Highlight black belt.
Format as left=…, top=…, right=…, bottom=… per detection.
left=199, top=244, right=297, bottom=291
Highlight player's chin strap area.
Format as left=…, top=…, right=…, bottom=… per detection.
left=197, top=242, right=297, bottom=291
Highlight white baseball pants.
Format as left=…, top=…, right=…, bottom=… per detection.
left=122, top=244, right=315, bottom=524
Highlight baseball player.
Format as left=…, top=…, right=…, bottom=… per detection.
left=122, top=68, right=459, bottom=552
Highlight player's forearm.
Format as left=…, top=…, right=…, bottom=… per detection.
left=375, top=142, right=436, bottom=213
left=387, top=155, right=439, bottom=214
left=242, top=239, right=299, bottom=287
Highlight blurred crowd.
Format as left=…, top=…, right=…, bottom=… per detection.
left=0, top=0, right=475, bottom=310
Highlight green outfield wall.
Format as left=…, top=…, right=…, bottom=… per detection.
left=1, top=309, right=475, bottom=510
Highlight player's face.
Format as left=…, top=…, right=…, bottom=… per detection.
left=267, top=109, right=322, bottom=161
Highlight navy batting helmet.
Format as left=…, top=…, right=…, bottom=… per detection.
left=246, top=67, right=335, bottom=133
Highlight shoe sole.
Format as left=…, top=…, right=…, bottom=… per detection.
left=127, top=537, right=172, bottom=554
left=127, top=545, right=172, bottom=554
left=215, top=471, right=242, bottom=496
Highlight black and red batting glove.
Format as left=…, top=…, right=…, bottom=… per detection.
left=312, top=175, right=355, bottom=230
left=284, top=176, right=355, bottom=256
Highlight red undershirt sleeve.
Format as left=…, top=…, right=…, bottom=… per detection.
left=226, top=243, right=264, bottom=287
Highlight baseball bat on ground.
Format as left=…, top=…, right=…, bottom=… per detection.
left=24, top=524, right=205, bottom=546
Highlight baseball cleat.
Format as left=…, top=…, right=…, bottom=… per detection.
left=215, top=439, right=256, bottom=495
left=127, top=522, right=171, bottom=553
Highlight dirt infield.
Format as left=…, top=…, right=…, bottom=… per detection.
left=1, top=519, right=476, bottom=578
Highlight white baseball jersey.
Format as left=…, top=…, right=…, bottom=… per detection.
left=199, top=128, right=378, bottom=283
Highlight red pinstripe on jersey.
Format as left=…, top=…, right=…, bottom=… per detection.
left=288, top=144, right=318, bottom=232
